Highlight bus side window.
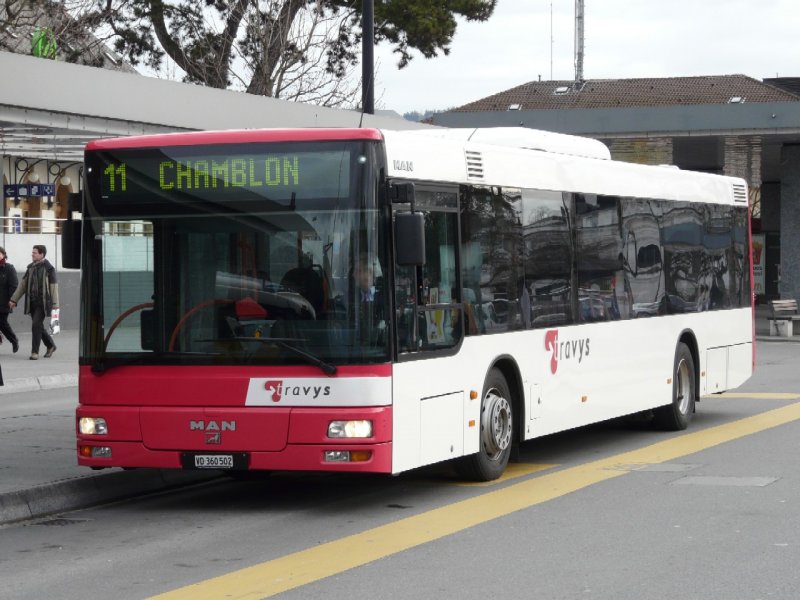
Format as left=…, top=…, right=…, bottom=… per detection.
left=395, top=188, right=461, bottom=353
left=576, top=194, right=622, bottom=323
left=418, top=210, right=461, bottom=350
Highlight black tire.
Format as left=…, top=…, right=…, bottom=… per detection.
left=654, top=342, right=696, bottom=430
left=455, top=369, right=514, bottom=481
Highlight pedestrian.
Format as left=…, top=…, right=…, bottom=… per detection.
left=9, top=245, right=59, bottom=360
left=0, top=246, right=20, bottom=353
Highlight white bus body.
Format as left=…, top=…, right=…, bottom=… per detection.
left=381, top=127, right=752, bottom=474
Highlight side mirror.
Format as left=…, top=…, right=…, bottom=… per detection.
left=389, top=181, right=416, bottom=205
left=61, top=192, right=82, bottom=269
left=395, top=212, right=425, bottom=266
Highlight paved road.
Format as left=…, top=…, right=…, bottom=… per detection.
left=0, top=326, right=798, bottom=526
left=2, top=358, right=800, bottom=599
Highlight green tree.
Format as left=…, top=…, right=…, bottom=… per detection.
left=64, top=0, right=496, bottom=106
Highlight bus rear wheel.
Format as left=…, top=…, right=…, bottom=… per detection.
left=456, top=369, right=514, bottom=481
left=654, top=342, right=696, bottom=430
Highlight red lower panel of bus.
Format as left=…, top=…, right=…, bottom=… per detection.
left=76, top=405, right=393, bottom=473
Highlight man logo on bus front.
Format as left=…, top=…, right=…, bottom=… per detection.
left=545, top=329, right=590, bottom=374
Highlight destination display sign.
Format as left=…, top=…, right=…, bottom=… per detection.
left=90, top=146, right=353, bottom=204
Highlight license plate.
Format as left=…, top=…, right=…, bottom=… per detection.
left=181, top=452, right=248, bottom=470
left=194, top=454, right=233, bottom=469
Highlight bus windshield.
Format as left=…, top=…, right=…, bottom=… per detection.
left=81, top=140, right=389, bottom=368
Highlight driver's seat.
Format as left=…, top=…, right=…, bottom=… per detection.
left=280, top=266, right=326, bottom=317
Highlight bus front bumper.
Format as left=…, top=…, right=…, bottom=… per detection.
left=76, top=405, right=393, bottom=473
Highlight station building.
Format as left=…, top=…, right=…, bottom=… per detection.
left=431, top=75, right=800, bottom=304
left=4, top=47, right=800, bottom=322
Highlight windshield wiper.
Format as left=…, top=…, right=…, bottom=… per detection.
left=91, top=354, right=160, bottom=374
left=91, top=351, right=223, bottom=374
left=91, top=354, right=152, bottom=375
left=92, top=340, right=337, bottom=377
left=233, top=337, right=337, bottom=376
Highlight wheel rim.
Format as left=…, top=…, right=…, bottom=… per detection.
left=676, top=358, right=692, bottom=415
left=481, top=388, right=513, bottom=460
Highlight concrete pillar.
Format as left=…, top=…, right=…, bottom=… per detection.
left=724, top=136, right=762, bottom=214
left=606, top=137, right=672, bottom=165
left=723, top=136, right=762, bottom=182
left=779, top=144, right=800, bottom=301
left=760, top=183, right=780, bottom=232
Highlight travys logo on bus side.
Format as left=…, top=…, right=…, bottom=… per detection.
left=544, top=329, right=590, bottom=374
left=264, top=380, right=331, bottom=403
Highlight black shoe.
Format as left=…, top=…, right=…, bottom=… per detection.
left=11, top=340, right=18, bottom=353
left=44, top=345, right=56, bottom=358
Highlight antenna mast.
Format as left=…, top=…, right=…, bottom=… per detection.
left=550, top=2, right=553, bottom=80
left=574, top=0, right=584, bottom=85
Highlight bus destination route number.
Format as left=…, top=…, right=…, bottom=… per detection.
left=102, top=155, right=302, bottom=195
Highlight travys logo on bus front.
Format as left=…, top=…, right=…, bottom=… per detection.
left=264, top=380, right=331, bottom=402
left=545, top=329, right=590, bottom=374
left=245, top=376, right=392, bottom=407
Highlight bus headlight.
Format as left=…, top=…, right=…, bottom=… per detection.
left=79, top=417, right=108, bottom=435
left=327, top=420, right=373, bottom=438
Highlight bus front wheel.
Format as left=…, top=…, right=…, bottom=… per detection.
left=655, top=342, right=696, bottom=430
left=456, top=369, right=514, bottom=481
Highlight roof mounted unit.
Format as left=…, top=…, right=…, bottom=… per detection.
left=465, top=150, right=485, bottom=181
left=728, top=96, right=746, bottom=104
left=732, top=183, right=747, bottom=203
left=507, top=104, right=521, bottom=111
left=554, top=86, right=570, bottom=95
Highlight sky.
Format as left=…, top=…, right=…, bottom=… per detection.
left=372, top=0, right=800, bottom=115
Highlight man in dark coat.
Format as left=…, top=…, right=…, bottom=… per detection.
left=0, top=246, right=19, bottom=352
left=9, top=245, right=59, bottom=360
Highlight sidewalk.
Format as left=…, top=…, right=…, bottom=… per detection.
left=0, top=329, right=79, bottom=394
left=0, top=330, right=217, bottom=525
left=0, top=312, right=798, bottom=526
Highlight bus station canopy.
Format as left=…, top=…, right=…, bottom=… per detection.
left=0, top=51, right=425, bottom=164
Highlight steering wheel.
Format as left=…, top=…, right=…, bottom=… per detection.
left=168, top=299, right=235, bottom=351
left=103, top=303, right=154, bottom=352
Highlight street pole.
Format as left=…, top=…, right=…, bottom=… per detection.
left=362, top=0, right=374, bottom=115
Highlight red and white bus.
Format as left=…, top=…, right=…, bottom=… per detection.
left=71, top=126, right=753, bottom=481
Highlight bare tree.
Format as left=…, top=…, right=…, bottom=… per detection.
left=1, top=1, right=497, bottom=109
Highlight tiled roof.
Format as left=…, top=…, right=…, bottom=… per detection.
left=450, top=75, right=800, bottom=112
left=763, top=78, right=800, bottom=97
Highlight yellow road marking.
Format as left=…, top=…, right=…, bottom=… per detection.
left=455, top=461, right=556, bottom=487
left=150, top=401, right=800, bottom=600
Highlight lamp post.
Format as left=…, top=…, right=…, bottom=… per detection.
left=362, top=0, right=374, bottom=115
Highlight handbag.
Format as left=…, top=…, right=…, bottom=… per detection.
left=50, top=308, right=60, bottom=335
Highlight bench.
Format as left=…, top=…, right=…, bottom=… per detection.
left=768, top=299, right=800, bottom=336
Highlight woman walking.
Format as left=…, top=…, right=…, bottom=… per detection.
left=0, top=247, right=19, bottom=352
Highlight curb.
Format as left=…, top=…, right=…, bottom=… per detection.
left=0, top=469, right=221, bottom=525
left=0, top=373, right=78, bottom=394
